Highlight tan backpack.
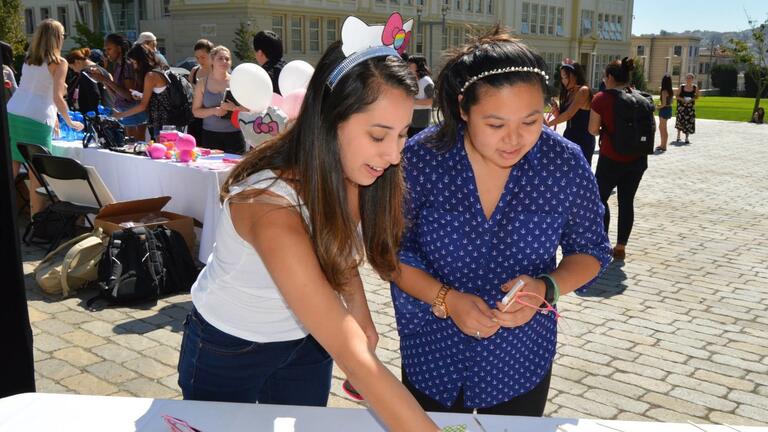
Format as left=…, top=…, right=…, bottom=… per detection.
left=34, top=228, right=107, bottom=297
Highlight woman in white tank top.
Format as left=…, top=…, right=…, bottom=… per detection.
left=177, top=16, right=439, bottom=431
left=7, top=19, right=84, bottom=215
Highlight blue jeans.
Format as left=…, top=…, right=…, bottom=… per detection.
left=177, top=308, right=333, bottom=405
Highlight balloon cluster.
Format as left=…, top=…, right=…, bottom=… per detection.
left=147, top=132, right=201, bottom=162
left=229, top=60, right=314, bottom=149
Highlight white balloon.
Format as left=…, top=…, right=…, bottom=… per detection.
left=278, top=60, right=315, bottom=95
left=230, top=63, right=273, bottom=113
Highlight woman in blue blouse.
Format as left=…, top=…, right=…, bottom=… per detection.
left=391, top=28, right=612, bottom=416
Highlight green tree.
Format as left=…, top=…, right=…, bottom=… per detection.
left=71, top=20, right=104, bottom=50
left=727, top=17, right=767, bottom=120
left=0, top=0, right=27, bottom=64
left=630, top=59, right=648, bottom=92
left=744, top=64, right=768, bottom=98
left=711, top=63, right=738, bottom=96
left=232, top=22, right=255, bottom=63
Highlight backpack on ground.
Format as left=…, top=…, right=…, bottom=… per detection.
left=89, top=225, right=198, bottom=308
left=23, top=205, right=80, bottom=247
left=607, top=88, right=656, bottom=156
left=35, top=228, right=106, bottom=297
left=83, top=114, right=126, bottom=149
left=156, top=68, right=194, bottom=128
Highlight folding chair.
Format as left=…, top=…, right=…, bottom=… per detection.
left=30, top=154, right=115, bottom=252
left=16, top=142, right=53, bottom=216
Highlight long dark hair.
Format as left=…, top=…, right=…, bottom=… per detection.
left=126, top=44, right=159, bottom=87
left=558, top=63, right=591, bottom=110
left=431, top=25, right=548, bottom=152
left=222, top=41, right=417, bottom=291
left=605, top=56, right=635, bottom=85
left=660, top=74, right=673, bottom=103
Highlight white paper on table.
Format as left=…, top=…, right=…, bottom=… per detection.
left=274, top=417, right=296, bottom=432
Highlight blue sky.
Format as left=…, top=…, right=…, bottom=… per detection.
left=631, top=0, right=768, bottom=35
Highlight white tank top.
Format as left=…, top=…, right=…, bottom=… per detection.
left=7, top=62, right=57, bottom=126
left=191, top=170, right=311, bottom=342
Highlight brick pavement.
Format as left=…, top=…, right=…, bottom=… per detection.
left=21, top=119, right=768, bottom=426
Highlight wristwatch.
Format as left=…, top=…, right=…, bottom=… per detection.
left=431, top=284, right=451, bottom=319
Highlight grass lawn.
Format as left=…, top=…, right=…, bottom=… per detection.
left=653, top=96, right=762, bottom=122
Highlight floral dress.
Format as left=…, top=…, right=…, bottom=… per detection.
left=675, top=85, right=696, bottom=135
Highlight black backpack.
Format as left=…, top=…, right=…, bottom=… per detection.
left=156, top=69, right=194, bottom=128
left=23, top=205, right=80, bottom=247
left=607, top=88, right=656, bottom=156
left=89, top=226, right=199, bottom=308
left=83, top=114, right=126, bottom=149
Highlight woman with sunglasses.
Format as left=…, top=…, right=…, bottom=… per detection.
left=390, top=27, right=612, bottom=416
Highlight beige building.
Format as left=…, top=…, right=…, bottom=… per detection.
left=631, top=35, right=701, bottom=91
left=20, top=0, right=633, bottom=86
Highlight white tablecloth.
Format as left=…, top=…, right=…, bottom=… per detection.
left=51, top=140, right=232, bottom=262
left=1, top=393, right=763, bottom=432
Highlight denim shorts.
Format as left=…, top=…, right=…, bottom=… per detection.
left=659, top=106, right=672, bottom=120
left=177, top=308, right=333, bottom=405
left=119, top=110, right=148, bottom=127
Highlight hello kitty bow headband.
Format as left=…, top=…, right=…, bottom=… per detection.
left=327, top=13, right=414, bottom=90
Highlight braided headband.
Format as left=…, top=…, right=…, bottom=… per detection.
left=460, top=66, right=549, bottom=94
left=327, top=46, right=399, bottom=90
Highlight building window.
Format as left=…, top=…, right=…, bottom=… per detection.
left=163, top=0, right=170, bottom=17
left=272, top=15, right=285, bottom=48
left=547, top=6, right=555, bottom=35
left=309, top=17, right=320, bottom=53
left=452, top=27, right=461, bottom=47
left=487, top=0, right=493, bottom=14
left=617, top=16, right=623, bottom=39
left=476, top=0, right=482, bottom=13
left=637, top=45, right=645, bottom=56
left=57, top=6, right=69, bottom=34
left=40, top=7, right=51, bottom=21
left=325, top=18, right=338, bottom=49
left=538, top=4, right=546, bottom=34
left=672, top=64, right=681, bottom=76
left=521, top=3, right=529, bottom=34
left=24, top=8, right=35, bottom=34
left=530, top=4, right=538, bottom=34
left=465, top=0, right=472, bottom=12
left=290, top=16, right=304, bottom=53
left=581, top=10, right=593, bottom=37
left=556, top=7, right=564, bottom=36
left=674, top=45, right=682, bottom=56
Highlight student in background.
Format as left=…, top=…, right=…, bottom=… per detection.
left=186, top=39, right=214, bottom=141
left=406, top=55, right=434, bottom=138
left=7, top=19, right=84, bottom=215
left=589, top=58, right=647, bottom=261
left=675, top=73, right=699, bottom=144
left=94, top=33, right=146, bottom=141
left=547, top=61, right=595, bottom=166
left=252, top=30, right=285, bottom=94
left=655, top=74, right=673, bottom=152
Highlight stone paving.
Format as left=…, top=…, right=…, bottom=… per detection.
left=20, top=118, right=768, bottom=426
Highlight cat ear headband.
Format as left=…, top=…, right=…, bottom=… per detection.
left=327, top=12, right=413, bottom=90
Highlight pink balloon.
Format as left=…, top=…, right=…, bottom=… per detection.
left=270, top=93, right=284, bottom=109
left=175, top=133, right=196, bottom=151
left=282, top=89, right=306, bottom=120
left=147, top=143, right=167, bottom=159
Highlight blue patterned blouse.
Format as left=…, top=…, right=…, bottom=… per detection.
left=391, top=125, right=612, bottom=408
